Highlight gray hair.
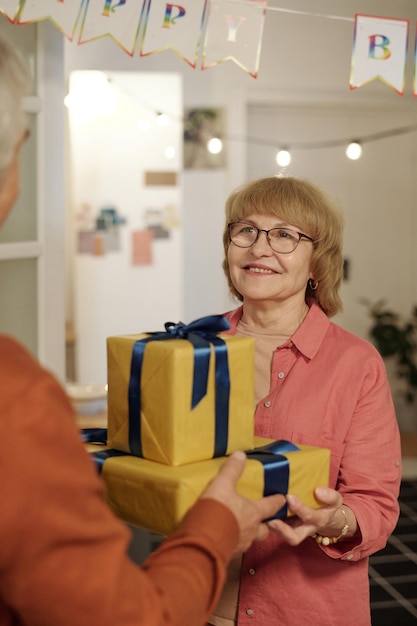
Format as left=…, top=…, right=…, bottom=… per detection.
left=0, top=35, right=31, bottom=179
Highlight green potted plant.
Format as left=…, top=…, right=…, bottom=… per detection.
left=361, top=298, right=417, bottom=404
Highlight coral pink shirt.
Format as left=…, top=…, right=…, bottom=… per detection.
left=221, top=301, right=401, bottom=626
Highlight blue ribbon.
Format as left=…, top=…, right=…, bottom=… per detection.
left=80, top=428, right=108, bottom=444
left=79, top=428, right=125, bottom=474
left=85, top=438, right=300, bottom=519
left=247, top=440, right=300, bottom=519
left=90, top=448, right=128, bottom=474
left=127, top=315, right=232, bottom=458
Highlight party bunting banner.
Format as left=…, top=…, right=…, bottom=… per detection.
left=1, top=0, right=266, bottom=77
left=18, top=0, right=84, bottom=39
left=4, top=4, right=417, bottom=88
left=202, top=0, right=266, bottom=78
left=139, top=0, right=207, bottom=68
left=0, top=0, right=18, bottom=21
left=350, top=14, right=409, bottom=95
left=79, top=0, right=145, bottom=55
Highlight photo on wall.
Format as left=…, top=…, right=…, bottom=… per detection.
left=183, top=107, right=226, bottom=169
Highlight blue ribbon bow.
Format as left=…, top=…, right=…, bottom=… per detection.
left=128, top=314, right=232, bottom=458
left=247, top=439, right=300, bottom=519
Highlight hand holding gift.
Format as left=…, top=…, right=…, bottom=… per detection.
left=268, top=486, right=358, bottom=547
left=201, top=450, right=286, bottom=553
left=86, top=437, right=330, bottom=536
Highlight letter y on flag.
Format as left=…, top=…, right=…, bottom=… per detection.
left=201, top=0, right=267, bottom=78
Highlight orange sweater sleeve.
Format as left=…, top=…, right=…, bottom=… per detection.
left=0, top=336, right=239, bottom=626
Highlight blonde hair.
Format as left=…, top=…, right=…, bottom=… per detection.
left=0, top=35, right=31, bottom=179
left=222, top=176, right=344, bottom=317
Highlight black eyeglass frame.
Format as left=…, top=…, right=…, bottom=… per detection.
left=228, top=222, right=314, bottom=254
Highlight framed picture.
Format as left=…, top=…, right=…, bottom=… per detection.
left=183, top=107, right=226, bottom=169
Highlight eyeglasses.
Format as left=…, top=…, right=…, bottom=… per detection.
left=228, top=222, right=314, bottom=254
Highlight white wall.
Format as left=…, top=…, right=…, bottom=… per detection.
left=64, top=0, right=417, bottom=349
left=68, top=72, right=183, bottom=384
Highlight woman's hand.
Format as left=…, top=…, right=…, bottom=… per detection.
left=267, top=486, right=357, bottom=546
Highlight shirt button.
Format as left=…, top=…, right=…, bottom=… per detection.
left=246, top=609, right=254, bottom=616
left=249, top=568, right=256, bottom=575
left=264, top=400, right=271, bottom=407
left=278, top=371, right=285, bottom=379
left=395, top=460, right=400, bottom=467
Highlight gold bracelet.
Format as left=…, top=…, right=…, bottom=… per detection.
left=312, top=507, right=349, bottom=546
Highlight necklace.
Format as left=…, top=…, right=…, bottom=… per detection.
left=240, top=303, right=309, bottom=338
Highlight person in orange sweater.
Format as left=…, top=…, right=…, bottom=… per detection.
left=0, top=35, right=285, bottom=626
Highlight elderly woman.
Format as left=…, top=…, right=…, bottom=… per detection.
left=210, top=176, right=401, bottom=626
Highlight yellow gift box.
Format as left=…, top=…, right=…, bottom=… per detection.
left=107, top=323, right=255, bottom=465
left=87, top=437, right=330, bottom=536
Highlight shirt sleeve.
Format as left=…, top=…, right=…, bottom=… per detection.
left=0, top=337, right=239, bottom=626
left=322, top=350, right=401, bottom=561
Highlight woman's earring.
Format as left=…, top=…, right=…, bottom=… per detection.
left=308, top=278, right=318, bottom=291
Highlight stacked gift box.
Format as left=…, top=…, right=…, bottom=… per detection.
left=84, top=315, right=330, bottom=536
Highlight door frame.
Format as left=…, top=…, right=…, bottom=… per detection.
left=0, top=21, right=66, bottom=381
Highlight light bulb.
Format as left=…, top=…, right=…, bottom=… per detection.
left=346, top=142, right=362, bottom=160
left=207, top=137, right=223, bottom=154
left=67, top=71, right=117, bottom=127
left=164, top=146, right=175, bottom=159
left=276, top=149, right=291, bottom=167
left=156, top=112, right=170, bottom=127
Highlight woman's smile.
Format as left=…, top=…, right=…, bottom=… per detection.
left=243, top=263, right=279, bottom=275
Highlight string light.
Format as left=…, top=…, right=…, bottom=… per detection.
left=345, top=141, right=362, bottom=160
left=276, top=148, right=291, bottom=167
left=65, top=71, right=118, bottom=127
left=156, top=112, right=170, bottom=127
left=66, top=72, right=417, bottom=164
left=207, top=137, right=223, bottom=154
left=224, top=120, right=417, bottom=165
left=164, top=146, right=176, bottom=159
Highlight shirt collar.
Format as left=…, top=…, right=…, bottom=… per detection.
left=290, top=300, right=330, bottom=359
left=224, top=300, right=330, bottom=360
